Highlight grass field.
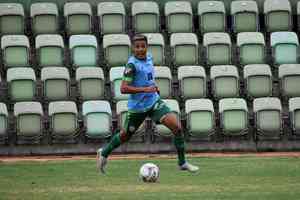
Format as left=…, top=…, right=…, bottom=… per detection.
left=1, top=155, right=300, bottom=200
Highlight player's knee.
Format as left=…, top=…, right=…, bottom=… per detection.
left=120, top=130, right=130, bottom=143
left=172, top=124, right=183, bottom=136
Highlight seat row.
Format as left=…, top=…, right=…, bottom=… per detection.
left=1, top=31, right=299, bottom=69
left=1, top=96, right=300, bottom=144
left=1, top=64, right=300, bottom=103
left=0, top=0, right=295, bottom=36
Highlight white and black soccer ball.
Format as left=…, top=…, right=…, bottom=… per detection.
left=139, top=163, right=159, bottom=183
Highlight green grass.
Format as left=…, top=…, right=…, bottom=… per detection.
left=1, top=156, right=300, bottom=200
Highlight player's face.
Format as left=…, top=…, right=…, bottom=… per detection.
left=133, top=40, right=147, bottom=60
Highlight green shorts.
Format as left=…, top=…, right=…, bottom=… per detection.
left=123, top=99, right=171, bottom=135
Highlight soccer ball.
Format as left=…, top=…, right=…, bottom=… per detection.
left=139, top=163, right=159, bottom=183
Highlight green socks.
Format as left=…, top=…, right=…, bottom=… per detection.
left=173, top=135, right=186, bottom=166
left=101, top=133, right=121, bottom=158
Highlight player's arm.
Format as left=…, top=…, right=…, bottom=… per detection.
left=120, top=63, right=158, bottom=94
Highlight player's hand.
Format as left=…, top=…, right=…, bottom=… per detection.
left=143, top=86, right=158, bottom=93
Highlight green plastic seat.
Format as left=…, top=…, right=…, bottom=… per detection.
left=82, top=100, right=112, bottom=138
left=48, top=101, right=78, bottom=138
left=185, top=98, right=214, bottom=137
left=165, top=1, right=193, bottom=33
left=170, top=33, right=199, bottom=66
left=244, top=64, right=272, bottom=99
left=76, top=67, right=105, bottom=100
left=279, top=64, right=300, bottom=98
left=36, top=34, right=64, bottom=67
left=271, top=32, right=298, bottom=65
left=253, top=97, right=282, bottom=137
left=0, top=3, right=24, bottom=34
left=264, top=0, right=292, bottom=32
left=143, top=33, right=165, bottom=65
left=69, top=34, right=97, bottom=67
left=154, top=66, right=172, bottom=98
left=0, top=103, right=8, bottom=140
left=289, top=97, right=300, bottom=134
left=41, top=67, right=70, bottom=101
left=31, top=3, right=58, bottom=34
left=231, top=1, right=259, bottom=33
left=7, top=68, right=36, bottom=102
left=116, top=100, right=128, bottom=130
left=14, top=102, right=43, bottom=140
left=178, top=66, right=206, bottom=99
left=64, top=2, right=92, bottom=35
left=203, top=32, right=231, bottom=66
left=210, top=65, right=239, bottom=99
left=1, top=35, right=30, bottom=68
left=110, top=67, right=129, bottom=101
left=198, top=1, right=226, bottom=33
left=132, top=1, right=160, bottom=33
left=103, top=34, right=131, bottom=67
left=219, top=98, right=248, bottom=135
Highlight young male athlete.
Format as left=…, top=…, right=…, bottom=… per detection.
left=97, top=35, right=199, bottom=174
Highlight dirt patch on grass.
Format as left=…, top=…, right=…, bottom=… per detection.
left=1, top=152, right=300, bottom=163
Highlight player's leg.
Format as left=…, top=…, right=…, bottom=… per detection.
left=97, top=111, right=147, bottom=173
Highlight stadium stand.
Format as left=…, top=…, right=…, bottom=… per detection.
left=154, top=66, right=172, bottom=98
left=30, top=3, right=59, bottom=35
left=109, top=66, right=129, bottom=101
left=76, top=67, right=105, bottom=101
left=82, top=100, right=112, bottom=139
left=0, top=3, right=24, bottom=35
left=198, top=1, right=226, bottom=33
left=279, top=64, right=300, bottom=98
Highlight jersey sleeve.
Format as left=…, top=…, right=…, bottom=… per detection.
left=122, top=63, right=136, bottom=83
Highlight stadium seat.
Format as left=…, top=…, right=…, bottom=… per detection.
left=203, top=32, right=232, bottom=66
left=1, top=35, right=30, bottom=68
left=185, top=99, right=215, bottom=137
left=97, top=2, right=126, bottom=35
left=82, top=100, right=112, bottom=139
left=143, top=33, right=165, bottom=65
left=298, top=2, right=300, bottom=33
left=170, top=33, right=199, bottom=66
left=154, top=99, right=180, bottom=137
left=237, top=32, right=266, bottom=65
left=165, top=1, right=193, bottom=33
left=0, top=103, right=8, bottom=143
left=110, top=67, right=129, bottom=101
left=264, top=0, right=292, bottom=32
left=219, top=98, right=248, bottom=135
left=116, top=100, right=128, bottom=130
left=69, top=35, right=98, bottom=68
left=7, top=68, right=36, bottom=102
left=178, top=65, right=206, bottom=99
left=154, top=66, right=172, bottom=98
left=30, top=3, right=59, bottom=35
left=253, top=97, right=282, bottom=138
left=13, top=102, right=43, bottom=142
left=64, top=2, right=92, bottom=35
left=279, top=64, right=300, bottom=98
left=35, top=34, right=64, bottom=67
left=289, top=97, right=300, bottom=135
left=271, top=32, right=299, bottom=65
left=198, top=1, right=226, bottom=33
left=103, top=34, right=131, bottom=67
left=132, top=1, right=160, bottom=33
left=48, top=101, right=79, bottom=140
left=0, top=3, right=24, bottom=35
left=243, top=64, right=273, bottom=99
left=41, top=67, right=70, bottom=101
left=231, top=1, right=259, bottom=33
left=76, top=67, right=105, bottom=101
left=210, top=65, right=239, bottom=99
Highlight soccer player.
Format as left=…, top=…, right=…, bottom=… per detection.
left=97, top=34, right=199, bottom=174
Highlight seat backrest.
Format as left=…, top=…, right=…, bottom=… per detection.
left=98, top=2, right=125, bottom=34
left=0, top=3, right=24, bottom=34
left=231, top=1, right=258, bottom=33
left=279, top=64, right=300, bottom=98
left=143, top=33, right=165, bottom=65
left=178, top=65, right=206, bottom=98
left=30, top=3, right=58, bottom=34
left=198, top=1, right=225, bottom=33
left=289, top=97, right=300, bottom=130
left=116, top=100, right=128, bottom=128
left=165, top=1, right=193, bottom=33
left=154, top=66, right=172, bottom=98
left=0, top=103, right=8, bottom=135
left=243, top=64, right=272, bottom=98
left=132, top=1, right=160, bottom=33
left=109, top=66, right=129, bottom=100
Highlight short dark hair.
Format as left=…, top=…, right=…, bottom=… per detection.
left=132, top=34, right=148, bottom=44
